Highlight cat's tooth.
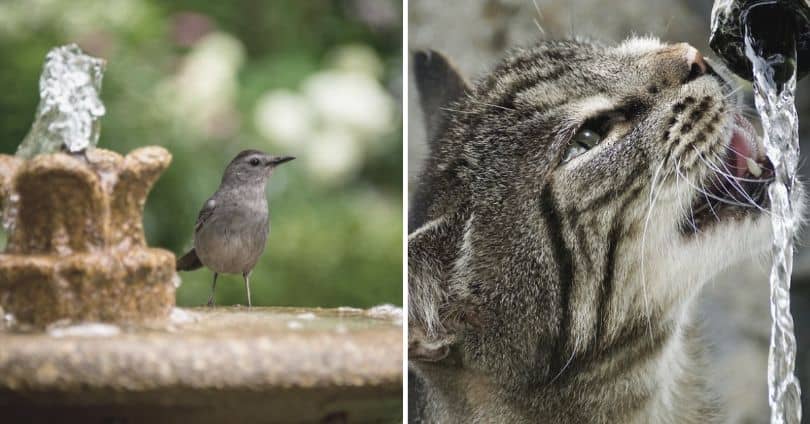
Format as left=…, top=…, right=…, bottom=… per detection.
left=745, top=157, right=762, bottom=177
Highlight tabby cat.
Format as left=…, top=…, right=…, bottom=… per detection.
left=408, top=36, right=796, bottom=423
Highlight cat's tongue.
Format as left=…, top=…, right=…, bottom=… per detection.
left=728, top=115, right=763, bottom=178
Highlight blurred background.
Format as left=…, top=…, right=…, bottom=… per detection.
left=409, top=0, right=809, bottom=422
left=0, top=0, right=403, bottom=308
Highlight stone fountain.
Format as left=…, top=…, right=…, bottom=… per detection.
left=0, top=148, right=176, bottom=326
left=0, top=45, right=402, bottom=422
left=0, top=44, right=176, bottom=327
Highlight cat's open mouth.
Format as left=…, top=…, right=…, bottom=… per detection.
left=683, top=114, right=774, bottom=233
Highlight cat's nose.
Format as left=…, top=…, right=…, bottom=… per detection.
left=685, top=45, right=708, bottom=74
left=680, top=43, right=710, bottom=83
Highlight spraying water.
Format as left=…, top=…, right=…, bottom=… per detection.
left=15, top=43, right=106, bottom=159
left=744, top=14, right=802, bottom=424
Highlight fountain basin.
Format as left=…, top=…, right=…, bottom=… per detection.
left=0, top=306, right=403, bottom=422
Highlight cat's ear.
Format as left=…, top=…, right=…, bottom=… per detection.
left=408, top=214, right=463, bottom=362
left=413, top=50, right=471, bottom=145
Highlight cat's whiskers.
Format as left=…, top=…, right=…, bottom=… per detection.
left=546, top=333, right=578, bottom=386
left=640, top=161, right=666, bottom=344
left=723, top=85, right=745, bottom=102
left=689, top=157, right=723, bottom=222
left=673, top=165, right=760, bottom=209
left=675, top=159, right=699, bottom=233
left=681, top=177, right=698, bottom=230
left=534, top=19, right=546, bottom=37
left=696, top=193, right=721, bottom=222
left=693, top=147, right=772, bottom=215
left=704, top=145, right=773, bottom=212
left=733, top=102, right=759, bottom=117
left=694, top=167, right=720, bottom=230
left=702, top=152, right=771, bottom=183
left=703, top=150, right=772, bottom=215
left=674, top=164, right=734, bottom=207
left=467, top=99, right=517, bottom=112
left=530, top=0, right=546, bottom=37
left=740, top=110, right=761, bottom=122
left=721, top=92, right=757, bottom=120
left=530, top=0, right=543, bottom=20
left=440, top=107, right=479, bottom=115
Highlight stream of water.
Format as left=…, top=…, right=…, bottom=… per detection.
left=744, top=25, right=802, bottom=424
left=15, top=44, right=105, bottom=159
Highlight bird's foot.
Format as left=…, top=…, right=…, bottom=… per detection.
left=206, top=297, right=216, bottom=307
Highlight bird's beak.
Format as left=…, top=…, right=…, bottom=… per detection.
left=267, top=156, right=295, bottom=167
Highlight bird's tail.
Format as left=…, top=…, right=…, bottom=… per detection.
left=176, top=248, right=203, bottom=271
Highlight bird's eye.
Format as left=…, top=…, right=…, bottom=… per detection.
left=249, top=158, right=261, bottom=166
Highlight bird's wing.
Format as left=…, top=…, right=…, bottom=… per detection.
left=195, top=198, right=216, bottom=233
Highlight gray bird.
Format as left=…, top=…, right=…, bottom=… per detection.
left=176, top=149, right=294, bottom=307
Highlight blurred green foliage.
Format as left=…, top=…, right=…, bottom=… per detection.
left=0, top=0, right=403, bottom=307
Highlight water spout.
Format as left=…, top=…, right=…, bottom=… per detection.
left=15, top=44, right=106, bottom=159
left=711, top=1, right=806, bottom=423
left=710, top=0, right=810, bottom=82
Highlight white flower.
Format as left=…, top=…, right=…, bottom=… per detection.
left=175, top=32, right=244, bottom=105
left=305, top=127, right=363, bottom=184
left=328, top=44, right=384, bottom=79
left=303, top=70, right=393, bottom=138
left=254, top=90, right=314, bottom=149
left=167, top=31, right=245, bottom=137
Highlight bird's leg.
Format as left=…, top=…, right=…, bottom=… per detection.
left=207, top=273, right=218, bottom=307
left=243, top=272, right=252, bottom=308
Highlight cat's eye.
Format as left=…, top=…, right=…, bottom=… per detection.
left=573, top=128, right=602, bottom=148
left=249, top=158, right=261, bottom=166
left=563, top=125, right=606, bottom=163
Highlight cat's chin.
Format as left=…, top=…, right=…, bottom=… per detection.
left=674, top=179, right=805, bottom=285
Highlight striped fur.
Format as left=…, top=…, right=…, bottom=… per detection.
left=409, top=37, right=791, bottom=423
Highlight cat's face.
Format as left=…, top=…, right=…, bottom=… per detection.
left=497, top=37, right=777, bottom=306
left=409, top=36, right=792, bottom=395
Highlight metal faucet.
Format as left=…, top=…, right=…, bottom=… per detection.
left=710, top=0, right=810, bottom=82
